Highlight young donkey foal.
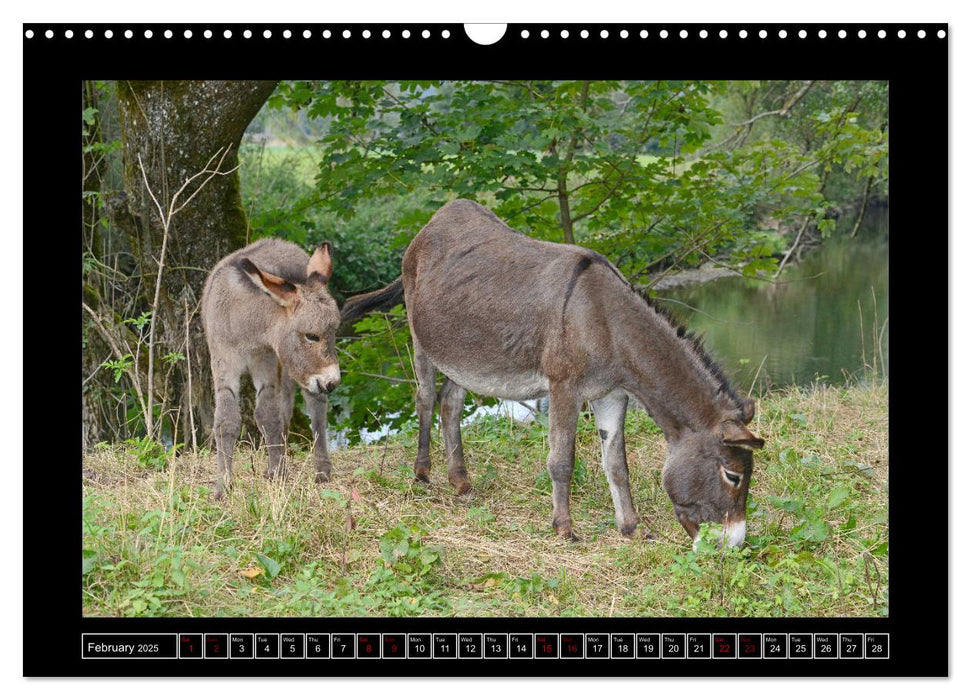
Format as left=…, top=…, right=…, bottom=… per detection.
left=346, top=200, right=765, bottom=545
left=201, top=239, right=341, bottom=498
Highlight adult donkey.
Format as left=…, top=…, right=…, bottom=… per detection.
left=201, top=239, right=341, bottom=499
left=345, top=200, right=765, bottom=546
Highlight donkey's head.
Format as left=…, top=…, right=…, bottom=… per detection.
left=239, top=243, right=342, bottom=395
left=662, top=397, right=764, bottom=549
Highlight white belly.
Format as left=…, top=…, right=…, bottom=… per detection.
left=437, top=363, right=549, bottom=401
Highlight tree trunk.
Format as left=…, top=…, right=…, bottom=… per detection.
left=555, top=81, right=589, bottom=245
left=82, top=80, right=111, bottom=448
left=113, top=80, right=278, bottom=446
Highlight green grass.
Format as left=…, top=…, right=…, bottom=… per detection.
left=239, top=142, right=323, bottom=188
left=239, top=142, right=666, bottom=189
left=82, top=382, right=888, bottom=618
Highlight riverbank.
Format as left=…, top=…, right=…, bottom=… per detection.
left=650, top=262, right=743, bottom=290
left=82, top=382, right=888, bottom=618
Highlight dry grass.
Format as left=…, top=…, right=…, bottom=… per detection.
left=82, top=382, right=889, bottom=618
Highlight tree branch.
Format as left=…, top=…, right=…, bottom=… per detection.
left=848, top=175, right=874, bottom=239
left=704, top=81, right=816, bottom=153
left=773, top=216, right=812, bottom=279
left=137, top=145, right=242, bottom=440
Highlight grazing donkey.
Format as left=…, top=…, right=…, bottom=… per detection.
left=201, top=239, right=341, bottom=498
left=345, top=200, right=764, bottom=546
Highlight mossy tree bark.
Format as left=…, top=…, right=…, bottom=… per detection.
left=113, top=80, right=278, bottom=446
left=82, top=80, right=112, bottom=448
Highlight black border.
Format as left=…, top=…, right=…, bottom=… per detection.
left=26, top=22, right=948, bottom=677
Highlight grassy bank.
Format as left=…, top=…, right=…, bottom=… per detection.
left=82, top=382, right=888, bottom=618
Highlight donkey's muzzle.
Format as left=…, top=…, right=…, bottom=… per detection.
left=308, top=366, right=341, bottom=395
left=691, top=519, right=747, bottom=551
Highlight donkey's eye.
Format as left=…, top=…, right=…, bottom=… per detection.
left=305, top=333, right=321, bottom=343
left=720, top=465, right=742, bottom=488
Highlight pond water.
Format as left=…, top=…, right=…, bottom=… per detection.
left=660, top=207, right=889, bottom=392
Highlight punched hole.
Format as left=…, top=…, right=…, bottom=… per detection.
left=464, top=23, right=507, bottom=45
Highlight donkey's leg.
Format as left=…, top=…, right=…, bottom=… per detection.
left=439, top=378, right=471, bottom=495
left=250, top=352, right=287, bottom=480
left=211, top=356, right=243, bottom=500
left=590, top=389, right=645, bottom=538
left=412, top=341, right=437, bottom=483
left=301, top=387, right=333, bottom=483
left=279, top=370, right=296, bottom=436
left=547, top=384, right=582, bottom=540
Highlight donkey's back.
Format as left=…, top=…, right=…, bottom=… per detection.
left=404, top=199, right=596, bottom=305
left=403, top=199, right=615, bottom=400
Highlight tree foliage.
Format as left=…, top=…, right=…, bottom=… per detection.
left=251, top=79, right=888, bottom=440
left=84, top=79, right=888, bottom=446
left=270, top=80, right=887, bottom=285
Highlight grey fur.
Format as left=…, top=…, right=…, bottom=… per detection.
left=347, top=199, right=765, bottom=543
left=201, top=239, right=342, bottom=498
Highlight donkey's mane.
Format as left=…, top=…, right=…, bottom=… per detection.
left=631, top=283, right=745, bottom=413
left=572, top=252, right=745, bottom=413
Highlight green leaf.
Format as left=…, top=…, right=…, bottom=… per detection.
left=255, top=553, right=282, bottom=580
left=818, top=557, right=839, bottom=578
left=392, top=536, right=410, bottom=561
left=768, top=495, right=804, bottom=514
left=869, top=541, right=889, bottom=557
left=826, top=485, right=851, bottom=510
left=791, top=518, right=829, bottom=543
left=82, top=551, right=99, bottom=576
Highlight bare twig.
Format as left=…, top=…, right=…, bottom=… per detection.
left=81, top=301, right=150, bottom=429
left=848, top=175, right=874, bottom=239
left=82, top=353, right=115, bottom=388
left=858, top=299, right=868, bottom=372
left=654, top=296, right=753, bottom=326
left=514, top=400, right=539, bottom=416
left=747, top=355, right=770, bottom=397
left=358, top=372, right=417, bottom=385
left=137, top=146, right=239, bottom=439
left=704, top=81, right=816, bottom=154
left=184, top=299, right=198, bottom=453
left=773, top=216, right=811, bottom=280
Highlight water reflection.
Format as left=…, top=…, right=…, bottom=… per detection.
left=661, top=209, right=889, bottom=391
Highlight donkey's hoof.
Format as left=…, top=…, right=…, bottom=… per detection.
left=620, top=521, right=656, bottom=540
left=554, top=522, right=578, bottom=541
left=621, top=523, right=657, bottom=541
left=414, top=467, right=431, bottom=483
left=315, top=472, right=331, bottom=484
left=213, top=486, right=228, bottom=501
left=450, top=477, right=472, bottom=495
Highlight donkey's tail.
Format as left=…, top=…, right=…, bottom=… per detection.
left=340, top=277, right=405, bottom=326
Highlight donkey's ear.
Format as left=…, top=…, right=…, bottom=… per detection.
left=720, top=419, right=765, bottom=450
left=239, top=258, right=298, bottom=307
left=306, top=242, right=333, bottom=287
left=740, top=396, right=756, bottom=424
